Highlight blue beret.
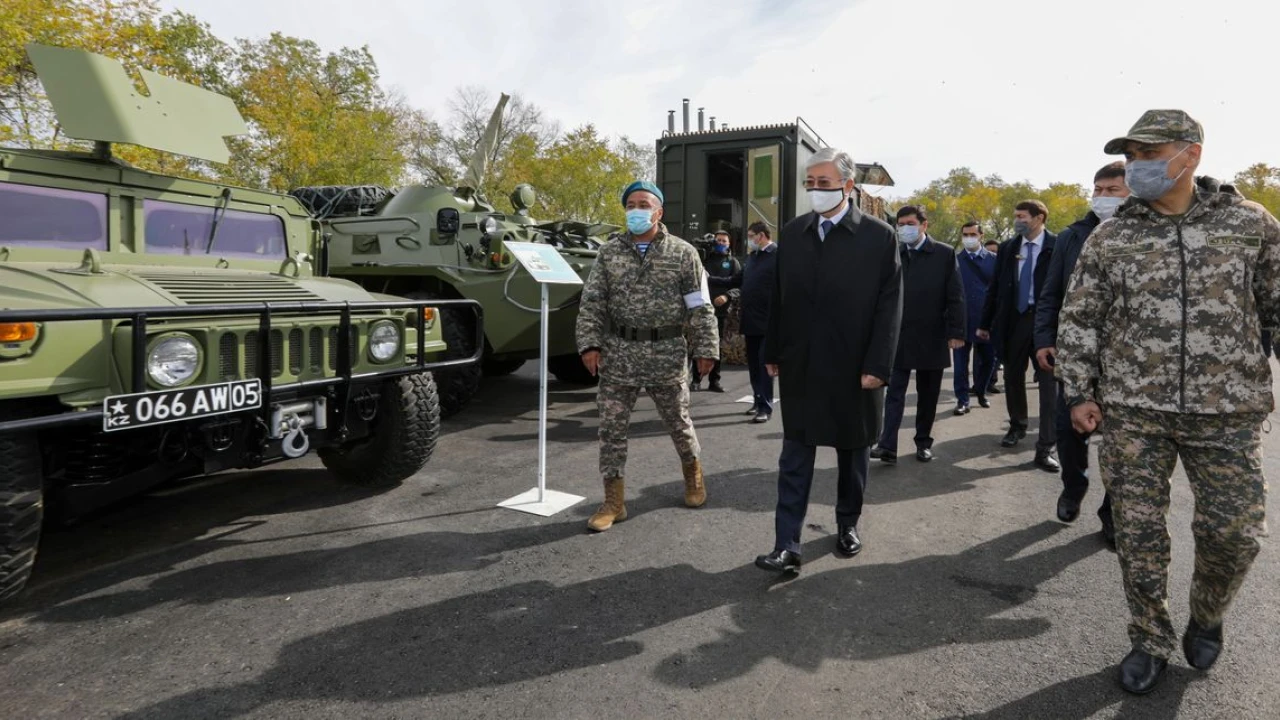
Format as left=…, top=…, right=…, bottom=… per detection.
left=621, top=180, right=663, bottom=207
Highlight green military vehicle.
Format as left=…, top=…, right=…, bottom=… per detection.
left=0, top=45, right=481, bottom=603
left=294, top=95, right=611, bottom=418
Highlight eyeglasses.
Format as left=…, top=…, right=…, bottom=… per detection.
left=803, top=179, right=845, bottom=190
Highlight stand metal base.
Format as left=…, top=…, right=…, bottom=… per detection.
left=497, top=488, right=585, bottom=517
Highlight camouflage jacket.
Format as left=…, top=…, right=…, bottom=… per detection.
left=1057, top=179, right=1280, bottom=414
left=575, top=223, right=719, bottom=385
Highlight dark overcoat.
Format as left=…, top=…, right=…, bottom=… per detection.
left=764, top=204, right=902, bottom=449
left=956, top=246, right=997, bottom=343
left=979, top=230, right=1057, bottom=357
left=737, top=243, right=777, bottom=336
left=895, top=236, right=966, bottom=370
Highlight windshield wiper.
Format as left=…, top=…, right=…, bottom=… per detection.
left=205, top=188, right=232, bottom=254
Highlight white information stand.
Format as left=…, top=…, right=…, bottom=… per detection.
left=496, top=242, right=587, bottom=517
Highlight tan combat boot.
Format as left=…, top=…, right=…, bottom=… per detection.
left=683, top=459, right=706, bottom=508
left=587, top=477, right=627, bottom=532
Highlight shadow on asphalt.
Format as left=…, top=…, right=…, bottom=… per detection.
left=937, top=666, right=1194, bottom=719
left=113, top=522, right=1106, bottom=719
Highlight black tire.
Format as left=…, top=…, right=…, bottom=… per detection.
left=547, top=353, right=600, bottom=386
left=482, top=357, right=526, bottom=377
left=319, top=372, right=441, bottom=487
left=407, top=290, right=480, bottom=418
left=0, top=425, right=43, bottom=603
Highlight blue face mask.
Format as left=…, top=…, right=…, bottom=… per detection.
left=1126, top=145, right=1191, bottom=201
left=712, top=244, right=728, bottom=254
left=626, top=208, right=654, bottom=235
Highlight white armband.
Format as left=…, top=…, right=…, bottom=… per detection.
left=684, top=270, right=710, bottom=309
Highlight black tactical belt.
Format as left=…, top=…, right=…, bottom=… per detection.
left=611, top=322, right=684, bottom=341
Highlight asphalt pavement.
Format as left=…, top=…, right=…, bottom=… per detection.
left=1, top=362, right=1278, bottom=719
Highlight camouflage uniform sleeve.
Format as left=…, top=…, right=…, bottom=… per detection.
left=1252, top=206, right=1280, bottom=332
left=1056, top=227, right=1113, bottom=406
left=575, top=250, right=609, bottom=354
left=683, top=247, right=720, bottom=359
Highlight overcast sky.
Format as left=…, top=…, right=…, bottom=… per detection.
left=160, top=0, right=1275, bottom=197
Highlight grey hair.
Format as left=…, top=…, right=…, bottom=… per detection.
left=805, top=147, right=857, bottom=181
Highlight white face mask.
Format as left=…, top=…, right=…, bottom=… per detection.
left=1091, top=195, right=1125, bottom=221
left=897, top=225, right=920, bottom=244
left=962, top=237, right=981, bottom=251
left=807, top=187, right=845, bottom=214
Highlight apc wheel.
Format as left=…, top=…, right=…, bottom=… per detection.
left=547, top=353, right=600, bottom=386
left=482, top=357, right=526, bottom=377
left=319, top=372, right=441, bottom=488
left=407, top=290, right=480, bottom=418
left=0, top=425, right=43, bottom=603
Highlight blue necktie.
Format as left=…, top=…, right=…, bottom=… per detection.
left=821, top=220, right=833, bottom=239
left=1017, top=242, right=1035, bottom=313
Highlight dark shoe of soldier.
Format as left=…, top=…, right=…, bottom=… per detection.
left=915, top=447, right=933, bottom=462
left=1118, top=648, right=1168, bottom=695
left=1182, top=619, right=1224, bottom=670
left=976, top=394, right=991, bottom=408
left=587, top=477, right=627, bottom=532
left=751, top=411, right=770, bottom=424
left=682, top=459, right=706, bottom=508
left=953, top=403, right=969, bottom=416
left=1001, top=426, right=1026, bottom=447
left=836, top=525, right=862, bottom=557
left=755, top=549, right=801, bottom=573
left=1034, top=447, right=1061, bottom=472
left=1056, top=491, right=1082, bottom=523
left=707, top=380, right=725, bottom=393
left=1100, top=513, right=1117, bottom=550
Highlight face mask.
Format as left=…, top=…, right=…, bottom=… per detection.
left=1014, top=220, right=1031, bottom=236
left=807, top=187, right=845, bottom=214
left=712, top=243, right=728, bottom=254
left=626, top=208, right=654, bottom=235
left=1091, top=195, right=1125, bottom=220
left=897, top=225, right=920, bottom=244
left=962, top=237, right=980, bottom=251
left=1125, top=146, right=1190, bottom=201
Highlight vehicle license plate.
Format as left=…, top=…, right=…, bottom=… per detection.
left=102, top=379, right=263, bottom=432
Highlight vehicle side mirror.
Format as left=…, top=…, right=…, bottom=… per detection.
left=437, top=207, right=460, bottom=235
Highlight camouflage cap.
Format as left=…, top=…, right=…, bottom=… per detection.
left=1103, top=109, right=1204, bottom=155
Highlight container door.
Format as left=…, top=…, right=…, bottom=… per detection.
left=746, top=144, right=782, bottom=234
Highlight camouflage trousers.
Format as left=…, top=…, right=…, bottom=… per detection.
left=597, top=380, right=700, bottom=480
left=1099, top=405, right=1268, bottom=659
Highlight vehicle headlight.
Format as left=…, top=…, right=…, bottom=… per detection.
left=480, top=216, right=498, bottom=235
left=147, top=334, right=201, bottom=387
left=368, top=321, right=400, bottom=362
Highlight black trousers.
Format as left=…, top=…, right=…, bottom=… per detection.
left=878, top=367, right=943, bottom=452
left=773, top=439, right=868, bottom=554
left=1056, top=382, right=1111, bottom=518
left=952, top=341, right=995, bottom=407
left=1003, top=309, right=1057, bottom=450
left=744, top=334, right=773, bottom=414
left=691, top=315, right=726, bottom=384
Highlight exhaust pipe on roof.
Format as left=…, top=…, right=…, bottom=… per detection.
left=698, top=107, right=704, bottom=132
left=682, top=99, right=689, bottom=133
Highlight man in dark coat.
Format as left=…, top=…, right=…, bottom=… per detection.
left=871, top=205, right=966, bottom=463
left=979, top=199, right=1059, bottom=472
left=1034, top=161, right=1129, bottom=547
left=953, top=221, right=998, bottom=414
left=754, top=148, right=902, bottom=574
left=734, top=221, right=777, bottom=423
left=690, top=230, right=742, bottom=392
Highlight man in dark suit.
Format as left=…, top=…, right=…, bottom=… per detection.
left=953, top=221, right=998, bottom=414
left=735, top=221, right=777, bottom=423
left=870, top=205, right=965, bottom=463
left=1034, top=161, right=1129, bottom=547
left=978, top=199, right=1060, bottom=471
left=755, top=147, right=902, bottom=574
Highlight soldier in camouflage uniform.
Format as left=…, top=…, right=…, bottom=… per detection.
left=575, top=180, right=720, bottom=532
left=1057, top=109, right=1280, bottom=695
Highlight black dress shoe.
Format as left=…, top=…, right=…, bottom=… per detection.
left=1119, top=648, right=1168, bottom=695
left=915, top=447, right=933, bottom=462
left=1034, top=448, right=1061, bottom=472
left=1056, top=492, right=1082, bottom=522
left=869, top=445, right=885, bottom=459
left=1183, top=619, right=1224, bottom=670
left=745, top=406, right=760, bottom=415
left=876, top=448, right=897, bottom=465
left=836, top=525, right=862, bottom=557
left=708, top=381, right=725, bottom=393
left=1000, top=427, right=1026, bottom=447
left=987, top=384, right=1001, bottom=395
left=953, top=403, right=969, bottom=416
left=1100, top=513, right=1117, bottom=550
left=755, top=549, right=801, bottom=573
left=752, top=412, right=770, bottom=424
left=977, top=395, right=991, bottom=408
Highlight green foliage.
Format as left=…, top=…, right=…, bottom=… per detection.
left=1233, top=163, right=1280, bottom=218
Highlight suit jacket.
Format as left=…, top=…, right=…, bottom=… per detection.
left=736, top=243, right=777, bottom=336
left=956, top=246, right=997, bottom=343
left=895, top=236, right=966, bottom=370
left=1034, top=212, right=1100, bottom=350
left=980, top=229, right=1057, bottom=355
left=765, top=203, right=902, bottom=449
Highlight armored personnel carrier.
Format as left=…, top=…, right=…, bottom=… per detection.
left=0, top=45, right=481, bottom=603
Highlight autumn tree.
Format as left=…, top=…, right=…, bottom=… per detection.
left=895, top=168, right=1088, bottom=246
left=1233, top=163, right=1280, bottom=218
